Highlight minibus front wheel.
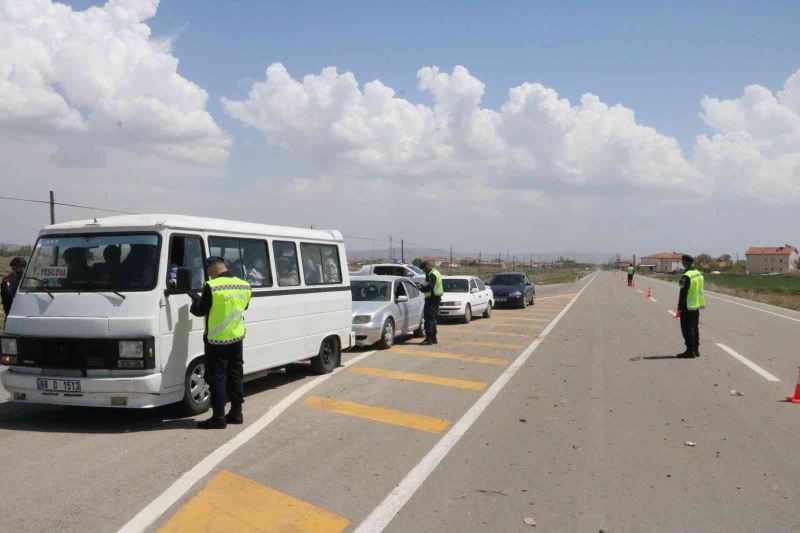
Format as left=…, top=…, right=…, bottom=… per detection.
left=182, top=357, right=211, bottom=415
left=311, top=336, right=341, bottom=374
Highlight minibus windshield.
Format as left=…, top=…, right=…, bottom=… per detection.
left=22, top=233, right=161, bottom=292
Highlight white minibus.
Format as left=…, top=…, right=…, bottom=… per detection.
left=0, top=215, right=353, bottom=414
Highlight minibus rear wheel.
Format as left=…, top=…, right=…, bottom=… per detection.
left=311, top=336, right=340, bottom=374
left=182, top=358, right=211, bottom=416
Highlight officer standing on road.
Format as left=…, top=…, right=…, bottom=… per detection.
left=418, top=261, right=443, bottom=345
left=627, top=263, right=635, bottom=286
left=2, top=257, right=27, bottom=316
left=190, top=257, right=252, bottom=429
left=676, top=254, right=705, bottom=359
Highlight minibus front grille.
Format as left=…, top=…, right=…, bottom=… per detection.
left=16, top=338, right=117, bottom=370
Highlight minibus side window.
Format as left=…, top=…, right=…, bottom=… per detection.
left=167, top=235, right=206, bottom=290
left=240, top=239, right=272, bottom=287
left=209, top=236, right=245, bottom=279
left=300, top=243, right=342, bottom=285
left=274, top=241, right=300, bottom=287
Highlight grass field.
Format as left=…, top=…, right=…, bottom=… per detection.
left=643, top=271, right=800, bottom=311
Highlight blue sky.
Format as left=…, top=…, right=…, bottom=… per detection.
left=3, top=1, right=800, bottom=257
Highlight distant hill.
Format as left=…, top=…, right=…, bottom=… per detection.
left=345, top=247, right=612, bottom=265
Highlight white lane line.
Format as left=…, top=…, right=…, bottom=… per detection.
left=117, top=350, right=377, bottom=533
left=354, top=274, right=597, bottom=533
left=649, top=297, right=659, bottom=303
left=645, top=276, right=800, bottom=323
left=668, top=310, right=676, bottom=317
left=637, top=289, right=644, bottom=294
left=716, top=343, right=780, bottom=382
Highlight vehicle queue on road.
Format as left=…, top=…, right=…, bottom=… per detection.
left=0, top=215, right=537, bottom=417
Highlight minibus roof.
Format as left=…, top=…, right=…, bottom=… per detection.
left=40, top=214, right=343, bottom=242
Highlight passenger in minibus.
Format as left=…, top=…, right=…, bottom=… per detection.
left=63, top=247, right=92, bottom=285
left=246, top=257, right=268, bottom=286
left=304, top=258, right=322, bottom=285
left=92, top=245, right=121, bottom=284
left=322, top=248, right=340, bottom=282
left=277, top=257, right=299, bottom=286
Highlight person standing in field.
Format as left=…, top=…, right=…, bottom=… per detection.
left=676, top=254, right=705, bottom=358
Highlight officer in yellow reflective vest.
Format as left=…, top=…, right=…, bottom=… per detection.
left=190, top=257, right=252, bottom=429
left=627, top=264, right=635, bottom=286
left=418, top=261, right=444, bottom=345
left=676, top=254, right=705, bottom=359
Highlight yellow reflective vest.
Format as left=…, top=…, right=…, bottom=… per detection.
left=206, top=276, right=252, bottom=344
left=422, top=268, right=444, bottom=298
left=684, top=269, right=705, bottom=311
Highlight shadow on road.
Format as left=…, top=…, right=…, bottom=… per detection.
left=641, top=355, right=680, bottom=360
left=0, top=364, right=311, bottom=434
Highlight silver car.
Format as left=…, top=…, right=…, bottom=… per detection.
left=351, top=275, right=425, bottom=349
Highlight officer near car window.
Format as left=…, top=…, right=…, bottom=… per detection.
left=676, top=254, right=705, bottom=358
left=418, top=260, right=443, bottom=345
left=190, top=257, right=252, bottom=429
left=2, top=257, right=27, bottom=316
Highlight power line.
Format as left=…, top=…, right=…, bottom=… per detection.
left=0, top=195, right=136, bottom=215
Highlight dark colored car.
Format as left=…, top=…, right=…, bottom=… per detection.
left=488, top=272, right=535, bottom=308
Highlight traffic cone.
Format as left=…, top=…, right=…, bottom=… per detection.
left=632, top=280, right=636, bottom=288
left=674, top=310, right=680, bottom=320
left=646, top=288, right=652, bottom=299
left=787, top=367, right=800, bottom=404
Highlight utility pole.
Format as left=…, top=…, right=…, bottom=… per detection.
left=49, top=190, right=55, bottom=225
left=478, top=251, right=482, bottom=280
left=389, top=235, right=393, bottom=261
left=449, top=245, right=453, bottom=275
left=401, top=239, right=404, bottom=263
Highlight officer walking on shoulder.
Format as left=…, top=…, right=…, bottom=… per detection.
left=2, top=257, right=27, bottom=316
left=190, top=257, right=252, bottom=429
left=627, top=263, right=635, bottom=286
left=418, top=261, right=443, bottom=345
left=676, top=254, right=705, bottom=359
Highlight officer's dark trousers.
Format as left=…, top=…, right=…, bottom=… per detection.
left=423, top=297, right=440, bottom=341
left=205, top=341, right=244, bottom=417
left=679, top=310, right=700, bottom=352
left=627, top=274, right=633, bottom=286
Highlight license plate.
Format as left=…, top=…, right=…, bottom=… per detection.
left=36, top=378, right=82, bottom=392
left=496, top=297, right=506, bottom=302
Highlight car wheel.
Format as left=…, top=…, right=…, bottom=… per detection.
left=377, top=318, right=395, bottom=349
left=483, top=302, right=492, bottom=318
left=413, top=315, right=425, bottom=338
left=521, top=296, right=527, bottom=309
left=462, top=304, right=472, bottom=324
left=182, top=358, right=210, bottom=416
left=311, top=336, right=341, bottom=374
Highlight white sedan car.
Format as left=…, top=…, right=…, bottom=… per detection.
left=438, top=276, right=494, bottom=323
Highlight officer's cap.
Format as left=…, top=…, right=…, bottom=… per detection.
left=10, top=257, right=26, bottom=268
left=204, top=256, right=225, bottom=268
left=681, top=254, right=694, bottom=263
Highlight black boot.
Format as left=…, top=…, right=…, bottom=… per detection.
left=197, top=415, right=227, bottom=429
left=226, top=402, right=244, bottom=425
left=676, top=349, right=695, bottom=359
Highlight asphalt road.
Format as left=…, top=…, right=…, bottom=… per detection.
left=1, top=271, right=799, bottom=533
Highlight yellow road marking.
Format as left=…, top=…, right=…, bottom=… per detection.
left=479, top=323, right=538, bottom=329
left=158, top=470, right=349, bottom=533
left=440, top=339, right=526, bottom=349
left=348, top=366, right=487, bottom=391
left=390, top=346, right=510, bottom=366
left=444, top=328, right=529, bottom=337
left=303, top=396, right=450, bottom=434
left=505, top=317, right=555, bottom=322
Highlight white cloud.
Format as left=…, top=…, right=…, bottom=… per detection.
left=694, top=69, right=800, bottom=203
left=223, top=63, right=702, bottom=196
left=0, top=0, right=230, bottom=165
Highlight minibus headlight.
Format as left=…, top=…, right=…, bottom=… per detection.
left=118, top=340, right=144, bottom=358
left=353, top=315, right=372, bottom=324
left=1, top=338, right=18, bottom=356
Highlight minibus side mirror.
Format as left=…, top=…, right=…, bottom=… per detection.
left=175, top=268, right=192, bottom=293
